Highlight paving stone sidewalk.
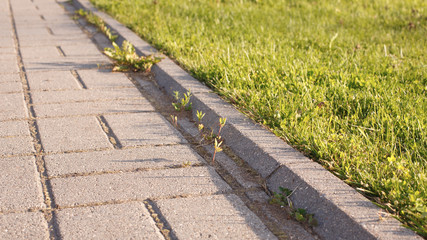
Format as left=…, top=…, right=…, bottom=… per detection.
left=0, top=0, right=319, bottom=239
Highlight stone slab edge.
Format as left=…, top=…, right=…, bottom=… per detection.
left=72, top=1, right=421, bottom=239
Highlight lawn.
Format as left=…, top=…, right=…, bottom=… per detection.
left=89, top=0, right=426, bottom=235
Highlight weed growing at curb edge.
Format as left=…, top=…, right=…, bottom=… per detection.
left=76, top=9, right=161, bottom=72
left=182, top=161, right=191, bottom=167
left=76, top=9, right=117, bottom=42
left=195, top=109, right=226, bottom=163
left=172, top=91, right=192, bottom=111
left=170, top=115, right=178, bottom=127
left=212, top=117, right=226, bottom=163
left=104, top=41, right=161, bottom=72
left=196, top=110, right=206, bottom=133
left=270, top=187, right=318, bottom=227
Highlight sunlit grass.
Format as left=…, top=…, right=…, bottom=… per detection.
left=90, top=0, right=426, bottom=235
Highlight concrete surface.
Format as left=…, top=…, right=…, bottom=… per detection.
left=156, top=194, right=277, bottom=239
left=56, top=202, right=164, bottom=240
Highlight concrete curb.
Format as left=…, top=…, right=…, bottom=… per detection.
left=72, top=1, right=421, bottom=239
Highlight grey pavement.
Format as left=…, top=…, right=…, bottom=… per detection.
left=0, top=0, right=315, bottom=239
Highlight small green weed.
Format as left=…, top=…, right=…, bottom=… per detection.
left=170, top=114, right=178, bottom=127
left=212, top=117, right=226, bottom=163
left=172, top=91, right=192, bottom=111
left=76, top=9, right=161, bottom=72
left=196, top=110, right=205, bottom=133
left=104, top=41, right=161, bottom=72
left=75, top=9, right=117, bottom=42
left=270, top=186, right=318, bottom=227
left=182, top=161, right=191, bottom=167
left=196, top=110, right=205, bottom=122
left=212, top=137, right=223, bottom=163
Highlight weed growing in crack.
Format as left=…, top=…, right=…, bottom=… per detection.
left=75, top=9, right=117, bottom=42
left=172, top=91, right=192, bottom=111
left=212, top=137, right=223, bottom=163
left=196, top=110, right=205, bottom=134
left=218, top=117, right=226, bottom=135
left=270, top=186, right=318, bottom=227
left=182, top=161, right=191, bottom=167
left=104, top=41, right=161, bottom=72
left=212, top=117, right=226, bottom=163
left=170, top=115, right=178, bottom=127
left=194, top=109, right=227, bottom=163
left=196, top=110, right=205, bottom=122
left=76, top=9, right=161, bottom=72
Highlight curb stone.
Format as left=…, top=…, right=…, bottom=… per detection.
left=72, top=1, right=422, bottom=239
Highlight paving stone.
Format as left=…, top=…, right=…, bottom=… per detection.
left=0, top=120, right=29, bottom=137
left=0, top=31, right=12, bottom=38
left=0, top=22, right=11, bottom=28
left=27, top=70, right=80, bottom=90
left=0, top=73, right=20, bottom=83
left=77, top=69, right=135, bottom=89
left=20, top=46, right=62, bottom=59
left=0, top=37, right=14, bottom=49
left=13, top=17, right=42, bottom=25
left=0, top=53, right=15, bottom=62
left=36, top=116, right=111, bottom=152
left=15, top=15, right=70, bottom=24
left=156, top=194, right=277, bottom=240
left=22, top=21, right=78, bottom=30
left=19, top=36, right=92, bottom=47
left=51, top=167, right=231, bottom=206
left=45, top=145, right=205, bottom=176
left=0, top=60, right=19, bottom=73
left=32, top=88, right=143, bottom=104
left=16, top=26, right=83, bottom=39
left=0, top=81, right=21, bottom=93
left=0, top=93, right=28, bottom=120
left=13, top=18, right=44, bottom=28
left=34, top=99, right=154, bottom=117
left=50, top=25, right=84, bottom=36
left=61, top=44, right=103, bottom=57
left=56, top=202, right=164, bottom=240
left=0, top=136, right=35, bottom=156
left=104, top=113, right=186, bottom=147
left=0, top=156, right=44, bottom=211
left=16, top=27, right=51, bottom=38
left=0, top=212, right=49, bottom=240
left=23, top=56, right=110, bottom=72
left=0, top=48, right=15, bottom=55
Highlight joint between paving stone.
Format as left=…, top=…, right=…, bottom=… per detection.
left=96, top=115, right=123, bottom=149
left=4, top=143, right=188, bottom=159
left=32, top=111, right=155, bottom=120
left=45, top=27, right=53, bottom=35
left=8, top=1, right=62, bottom=238
left=48, top=162, right=207, bottom=179
left=56, top=46, right=65, bottom=56
left=70, top=69, right=87, bottom=89
left=144, top=199, right=176, bottom=240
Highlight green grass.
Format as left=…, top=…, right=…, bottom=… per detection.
left=89, top=0, right=426, bottom=235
